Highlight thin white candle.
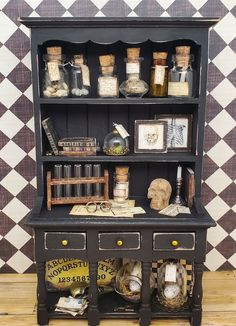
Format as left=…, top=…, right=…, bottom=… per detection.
left=177, top=165, right=182, bottom=179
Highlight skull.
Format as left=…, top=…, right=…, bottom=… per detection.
left=144, top=126, right=159, bottom=145
left=147, top=178, right=172, bottom=210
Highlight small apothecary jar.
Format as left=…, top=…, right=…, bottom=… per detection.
left=103, top=127, right=129, bottom=156
left=113, top=166, right=129, bottom=203
left=98, top=55, right=119, bottom=98
left=150, top=51, right=168, bottom=97
left=70, top=54, right=90, bottom=97
left=42, top=47, right=69, bottom=98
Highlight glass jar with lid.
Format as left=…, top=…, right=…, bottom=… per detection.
left=98, top=55, right=119, bottom=98
left=70, top=54, right=90, bottom=97
left=119, top=48, right=149, bottom=98
left=42, top=46, right=69, bottom=98
left=103, top=127, right=129, bottom=156
left=113, top=166, right=129, bottom=203
left=150, top=52, right=168, bottom=97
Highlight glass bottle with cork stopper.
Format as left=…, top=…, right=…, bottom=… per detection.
left=98, top=55, right=119, bottom=98
left=43, top=46, right=69, bottom=98
left=70, top=54, right=90, bottom=97
left=119, top=48, right=149, bottom=98
left=168, top=46, right=195, bottom=98
left=150, top=51, right=168, bottom=97
left=113, top=166, right=130, bottom=203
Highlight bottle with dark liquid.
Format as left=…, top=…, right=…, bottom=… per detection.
left=150, top=52, right=168, bottom=97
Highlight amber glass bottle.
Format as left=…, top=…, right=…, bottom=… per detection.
left=150, top=52, right=168, bottom=97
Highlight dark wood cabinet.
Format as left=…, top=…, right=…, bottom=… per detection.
left=20, top=17, right=218, bottom=326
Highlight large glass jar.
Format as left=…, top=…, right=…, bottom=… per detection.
left=98, top=65, right=119, bottom=98
left=168, top=54, right=195, bottom=97
left=119, top=57, right=148, bottom=98
left=42, top=54, right=69, bottom=98
left=70, top=54, right=90, bottom=97
left=150, top=52, right=168, bottom=97
left=103, top=128, right=129, bottom=156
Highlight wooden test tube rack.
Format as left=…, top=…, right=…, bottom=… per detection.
left=47, top=169, right=109, bottom=210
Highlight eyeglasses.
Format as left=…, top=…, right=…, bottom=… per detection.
left=85, top=201, right=111, bottom=213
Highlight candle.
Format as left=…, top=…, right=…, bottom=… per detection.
left=177, top=165, right=182, bottom=179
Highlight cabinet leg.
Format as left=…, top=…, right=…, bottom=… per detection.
left=36, top=262, right=49, bottom=326
left=88, top=262, right=99, bottom=326
left=191, top=262, right=204, bottom=326
left=139, top=262, right=152, bottom=326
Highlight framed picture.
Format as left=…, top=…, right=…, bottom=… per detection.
left=155, top=114, right=192, bottom=152
left=134, top=120, right=167, bottom=153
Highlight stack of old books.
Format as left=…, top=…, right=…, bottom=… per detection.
left=58, top=137, right=97, bottom=156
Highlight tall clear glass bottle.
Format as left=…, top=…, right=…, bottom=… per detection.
left=150, top=52, right=168, bottom=97
left=98, top=54, right=119, bottom=98
left=70, top=54, right=90, bottom=97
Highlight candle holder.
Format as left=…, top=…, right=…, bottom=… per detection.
left=171, top=177, right=185, bottom=205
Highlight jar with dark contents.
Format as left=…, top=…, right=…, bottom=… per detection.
left=150, top=52, right=168, bottom=97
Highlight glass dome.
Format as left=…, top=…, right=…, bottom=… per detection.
left=103, top=128, right=129, bottom=156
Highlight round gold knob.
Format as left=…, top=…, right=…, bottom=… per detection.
left=171, top=240, right=179, bottom=247
left=116, top=240, right=123, bottom=247
left=61, top=239, right=69, bottom=246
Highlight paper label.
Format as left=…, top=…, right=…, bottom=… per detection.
left=98, top=77, right=118, bottom=97
left=165, top=264, right=177, bottom=282
left=48, top=62, right=60, bottom=81
left=154, top=65, right=165, bottom=85
left=168, top=82, right=189, bottom=96
left=126, top=62, right=140, bottom=74
left=115, top=124, right=130, bottom=139
left=113, top=189, right=127, bottom=197
left=81, top=64, right=90, bottom=87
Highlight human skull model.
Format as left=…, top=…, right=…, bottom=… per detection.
left=147, top=178, right=172, bottom=210
left=144, top=126, right=159, bottom=145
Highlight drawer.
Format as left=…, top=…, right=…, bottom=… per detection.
left=99, top=232, right=140, bottom=250
left=45, top=232, right=86, bottom=250
left=153, top=233, right=195, bottom=251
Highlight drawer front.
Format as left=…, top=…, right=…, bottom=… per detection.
left=45, top=232, right=86, bottom=250
left=99, top=232, right=140, bottom=250
left=153, top=233, right=195, bottom=251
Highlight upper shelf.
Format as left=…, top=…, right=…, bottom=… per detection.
left=39, top=98, right=199, bottom=106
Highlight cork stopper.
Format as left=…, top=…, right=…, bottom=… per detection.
left=153, top=52, right=167, bottom=60
left=74, top=54, right=84, bottom=65
left=47, top=46, right=62, bottom=61
left=99, top=55, right=115, bottom=67
left=176, top=46, right=191, bottom=55
left=127, top=48, right=140, bottom=59
left=176, top=55, right=190, bottom=67
left=115, top=166, right=129, bottom=175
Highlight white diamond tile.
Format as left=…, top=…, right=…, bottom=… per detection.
left=0, top=12, right=18, bottom=44
left=90, top=0, right=110, bottom=10
left=207, top=223, right=228, bottom=246
left=24, top=85, right=33, bottom=102
left=205, top=195, right=230, bottom=221
left=95, top=10, right=106, bottom=17
left=2, top=197, right=30, bottom=223
left=62, top=10, right=73, bottom=17
left=0, top=79, right=22, bottom=108
left=24, top=0, right=43, bottom=9
left=26, top=117, right=35, bottom=132
left=220, top=0, right=236, bottom=11
left=205, top=248, right=226, bottom=271
left=0, top=0, right=9, bottom=10
left=21, top=52, right=32, bottom=71
left=19, top=24, right=30, bottom=38
left=160, top=11, right=170, bottom=17
left=210, top=78, right=235, bottom=108
left=0, top=258, right=4, bottom=269
left=230, top=229, right=236, bottom=241
left=188, top=0, right=208, bottom=10
left=212, top=46, right=236, bottom=77
left=0, top=170, right=28, bottom=196
left=228, top=253, right=236, bottom=268
left=28, top=147, right=36, bottom=161
left=205, top=168, right=232, bottom=195
left=128, top=10, right=138, bottom=17
left=7, top=251, right=33, bottom=273
left=30, top=176, right=37, bottom=189
left=192, top=11, right=203, bottom=17
left=0, top=46, right=20, bottom=77
left=29, top=10, right=40, bottom=17
left=0, top=110, right=24, bottom=139
left=208, top=110, right=236, bottom=138
left=0, top=140, right=26, bottom=168
left=123, top=0, right=142, bottom=10
left=214, top=12, right=236, bottom=44
left=5, top=225, right=31, bottom=250
left=0, top=234, right=2, bottom=241
left=207, top=140, right=234, bottom=167
left=57, top=0, right=77, bottom=9
left=155, top=0, right=175, bottom=10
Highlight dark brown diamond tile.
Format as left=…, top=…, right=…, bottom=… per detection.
left=0, top=131, right=10, bottom=150
left=215, top=235, right=236, bottom=259
left=69, top=0, right=103, bottom=16
left=206, top=241, right=214, bottom=254
left=18, top=213, right=35, bottom=236
left=219, top=183, right=236, bottom=207
left=205, top=94, right=223, bottom=124
left=12, top=126, right=35, bottom=153
left=7, top=62, right=32, bottom=93
left=21, top=238, right=34, bottom=261
left=0, top=238, right=17, bottom=262
left=0, top=103, right=7, bottom=119
left=202, top=155, right=219, bottom=181
left=2, top=0, right=33, bottom=25
left=0, top=158, right=12, bottom=182
left=15, top=156, right=36, bottom=182
left=209, top=29, right=227, bottom=60
left=10, top=95, right=33, bottom=124
left=135, top=0, right=164, bottom=16
left=0, top=185, right=14, bottom=208
left=207, top=62, right=225, bottom=93
left=225, top=98, right=236, bottom=120
left=199, top=0, right=229, bottom=18
left=35, top=0, right=66, bottom=16
left=218, top=210, right=236, bottom=234
left=17, top=184, right=36, bottom=210
left=217, top=260, right=235, bottom=271
left=166, top=0, right=196, bottom=16
left=5, top=29, right=30, bottom=60
left=229, top=38, right=236, bottom=52
left=24, top=263, right=36, bottom=273
left=227, top=68, right=236, bottom=86
left=204, top=125, right=221, bottom=153
left=221, top=155, right=236, bottom=180
left=0, top=72, right=4, bottom=84
left=0, top=212, right=15, bottom=236
left=223, top=129, right=236, bottom=152
left=201, top=182, right=217, bottom=206
left=0, top=264, right=16, bottom=273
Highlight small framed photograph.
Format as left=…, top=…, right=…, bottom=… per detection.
left=155, top=114, right=192, bottom=152
left=134, top=120, right=167, bottom=153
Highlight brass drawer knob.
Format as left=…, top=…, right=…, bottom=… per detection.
left=171, top=240, right=179, bottom=247
left=61, top=239, right=69, bottom=246
left=116, top=240, right=123, bottom=247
